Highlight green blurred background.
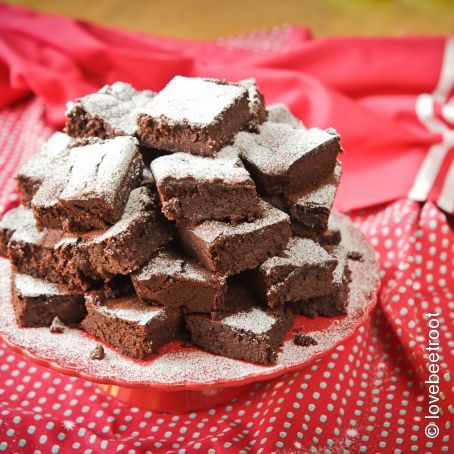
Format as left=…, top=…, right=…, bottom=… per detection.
left=6, top=0, right=454, bottom=38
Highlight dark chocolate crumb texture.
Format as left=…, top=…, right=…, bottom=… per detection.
left=0, top=75, right=351, bottom=364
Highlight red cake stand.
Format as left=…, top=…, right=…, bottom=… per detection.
left=0, top=213, right=380, bottom=413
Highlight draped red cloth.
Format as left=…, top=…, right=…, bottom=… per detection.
left=0, top=5, right=452, bottom=453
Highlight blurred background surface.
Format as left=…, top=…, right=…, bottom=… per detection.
left=6, top=0, right=454, bottom=38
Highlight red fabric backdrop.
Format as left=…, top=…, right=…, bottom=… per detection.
left=0, top=5, right=452, bottom=453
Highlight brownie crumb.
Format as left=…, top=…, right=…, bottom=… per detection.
left=348, top=250, right=364, bottom=262
left=49, top=317, right=65, bottom=333
left=90, top=344, right=105, bottom=360
left=294, top=334, right=318, bottom=347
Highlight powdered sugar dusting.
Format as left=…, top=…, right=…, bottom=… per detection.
left=17, top=132, right=72, bottom=181
left=189, top=201, right=289, bottom=243
left=134, top=248, right=214, bottom=283
left=261, top=237, right=335, bottom=271
left=76, top=82, right=155, bottom=135
left=0, top=205, right=35, bottom=232
left=237, top=123, right=339, bottom=173
left=143, top=76, right=247, bottom=127
left=290, top=161, right=342, bottom=207
left=87, top=186, right=152, bottom=243
left=14, top=273, right=66, bottom=297
left=223, top=308, right=276, bottom=334
left=60, top=136, right=140, bottom=206
left=151, top=152, right=250, bottom=183
left=96, top=297, right=165, bottom=325
left=0, top=213, right=379, bottom=386
left=266, top=103, right=304, bottom=128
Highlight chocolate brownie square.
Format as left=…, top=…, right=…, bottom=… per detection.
left=7, top=214, right=94, bottom=291
left=266, top=104, right=303, bottom=129
left=290, top=245, right=350, bottom=318
left=137, top=76, right=250, bottom=157
left=186, top=282, right=293, bottom=365
left=0, top=205, right=34, bottom=256
left=132, top=246, right=227, bottom=314
left=32, top=136, right=143, bottom=232
left=287, top=161, right=342, bottom=233
left=11, top=272, right=85, bottom=327
left=244, top=237, right=338, bottom=307
left=268, top=161, right=342, bottom=237
left=57, top=187, right=174, bottom=280
left=177, top=201, right=291, bottom=275
left=16, top=132, right=73, bottom=207
left=319, top=215, right=342, bottom=246
left=65, top=82, right=155, bottom=139
left=238, top=78, right=268, bottom=132
left=292, top=213, right=342, bottom=245
left=82, top=295, right=183, bottom=359
left=150, top=152, right=262, bottom=224
left=237, top=123, right=342, bottom=195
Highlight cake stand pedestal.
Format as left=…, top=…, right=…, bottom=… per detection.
left=0, top=212, right=380, bottom=413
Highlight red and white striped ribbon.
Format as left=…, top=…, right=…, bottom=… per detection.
left=408, top=37, right=454, bottom=212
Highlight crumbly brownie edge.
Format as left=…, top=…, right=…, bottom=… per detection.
left=65, top=104, right=120, bottom=140
left=137, top=93, right=251, bottom=156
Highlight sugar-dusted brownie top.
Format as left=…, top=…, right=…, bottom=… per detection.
left=247, top=236, right=339, bottom=307
left=151, top=151, right=263, bottom=223
left=237, top=122, right=341, bottom=194
left=266, top=104, right=304, bottom=129
left=0, top=205, right=35, bottom=255
left=151, top=151, right=252, bottom=184
left=287, top=161, right=342, bottom=208
left=237, top=78, right=268, bottom=132
left=16, top=132, right=73, bottom=205
left=133, top=247, right=221, bottom=285
left=132, top=246, right=226, bottom=314
left=60, top=136, right=142, bottom=209
left=66, top=81, right=155, bottom=137
left=238, top=122, right=339, bottom=174
left=222, top=307, right=279, bottom=335
left=143, top=76, right=248, bottom=127
left=13, top=272, right=71, bottom=299
left=32, top=136, right=143, bottom=230
left=261, top=237, right=337, bottom=273
left=186, top=200, right=289, bottom=244
left=17, top=132, right=72, bottom=185
left=67, top=186, right=173, bottom=278
left=94, top=295, right=168, bottom=326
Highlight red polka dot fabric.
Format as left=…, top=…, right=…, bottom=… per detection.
left=0, top=101, right=452, bottom=452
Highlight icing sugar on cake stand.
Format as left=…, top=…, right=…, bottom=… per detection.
left=0, top=212, right=380, bottom=413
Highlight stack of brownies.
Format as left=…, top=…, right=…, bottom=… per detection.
left=0, top=76, right=349, bottom=365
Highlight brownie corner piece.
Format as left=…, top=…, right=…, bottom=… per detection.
left=131, top=246, right=226, bottom=314
left=11, top=271, right=85, bottom=327
left=0, top=205, right=34, bottom=256
left=177, top=200, right=291, bottom=275
left=186, top=283, right=293, bottom=365
left=82, top=295, right=183, bottom=359
left=287, top=160, right=342, bottom=235
left=65, top=81, right=155, bottom=139
left=137, top=76, right=251, bottom=156
left=16, top=132, right=73, bottom=207
left=77, top=185, right=173, bottom=279
left=237, top=122, right=342, bottom=194
left=290, top=244, right=351, bottom=318
left=238, top=78, right=268, bottom=132
left=32, top=135, right=144, bottom=232
left=266, top=103, right=303, bottom=129
left=245, top=237, right=338, bottom=307
left=151, top=152, right=262, bottom=224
